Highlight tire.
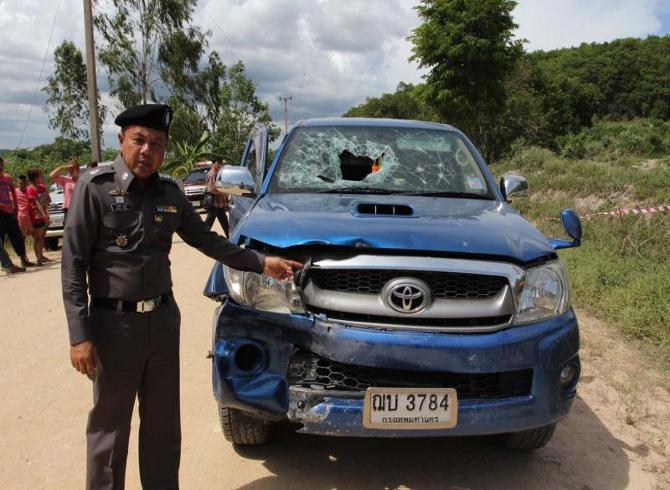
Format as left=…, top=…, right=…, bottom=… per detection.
left=44, top=237, right=60, bottom=251
left=219, top=407, right=274, bottom=445
left=503, top=423, right=557, bottom=451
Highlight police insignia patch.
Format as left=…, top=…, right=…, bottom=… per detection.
left=115, top=235, right=128, bottom=247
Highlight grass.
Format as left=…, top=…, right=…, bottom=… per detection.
left=490, top=120, right=670, bottom=353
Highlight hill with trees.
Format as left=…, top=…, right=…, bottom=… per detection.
left=346, top=25, right=670, bottom=160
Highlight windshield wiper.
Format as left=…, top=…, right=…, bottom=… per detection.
left=317, top=187, right=393, bottom=194
left=399, top=191, right=494, bottom=200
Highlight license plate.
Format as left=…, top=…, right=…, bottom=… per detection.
left=50, top=215, right=64, bottom=227
left=363, top=387, right=458, bottom=429
left=193, top=200, right=201, bottom=207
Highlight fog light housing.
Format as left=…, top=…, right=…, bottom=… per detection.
left=559, top=360, right=580, bottom=390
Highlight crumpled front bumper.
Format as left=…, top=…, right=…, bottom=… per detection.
left=211, top=301, right=580, bottom=437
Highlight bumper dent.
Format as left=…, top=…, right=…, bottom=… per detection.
left=212, top=301, right=580, bottom=436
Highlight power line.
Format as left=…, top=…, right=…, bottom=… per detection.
left=17, top=0, right=62, bottom=149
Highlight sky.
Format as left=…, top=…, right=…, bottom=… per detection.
left=0, top=0, right=669, bottom=149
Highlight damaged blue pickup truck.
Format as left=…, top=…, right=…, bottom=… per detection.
left=204, top=118, right=582, bottom=450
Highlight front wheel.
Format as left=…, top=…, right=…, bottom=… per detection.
left=503, top=423, right=557, bottom=451
left=44, top=237, right=60, bottom=251
left=219, top=407, right=275, bottom=445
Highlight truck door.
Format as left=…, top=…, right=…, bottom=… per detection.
left=228, top=124, right=269, bottom=230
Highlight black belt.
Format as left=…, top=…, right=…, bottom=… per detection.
left=91, top=291, right=172, bottom=313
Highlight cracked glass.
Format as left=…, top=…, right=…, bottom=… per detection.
left=269, top=126, right=492, bottom=196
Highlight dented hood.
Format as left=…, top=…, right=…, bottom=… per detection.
left=235, top=193, right=554, bottom=264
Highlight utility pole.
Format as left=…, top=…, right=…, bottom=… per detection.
left=279, top=95, right=292, bottom=133
left=83, top=0, right=101, bottom=162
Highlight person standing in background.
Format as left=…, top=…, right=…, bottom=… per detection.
left=0, top=157, right=35, bottom=268
left=27, top=168, right=51, bottom=265
left=15, top=175, right=34, bottom=239
left=50, top=160, right=80, bottom=223
left=204, top=156, right=230, bottom=236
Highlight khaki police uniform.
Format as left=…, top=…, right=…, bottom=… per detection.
left=62, top=154, right=265, bottom=489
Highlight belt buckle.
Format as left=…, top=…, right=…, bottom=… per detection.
left=137, top=298, right=157, bottom=313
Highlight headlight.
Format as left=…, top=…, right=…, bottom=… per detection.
left=514, top=260, right=571, bottom=325
left=224, top=266, right=305, bottom=314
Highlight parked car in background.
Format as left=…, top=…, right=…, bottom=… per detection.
left=205, top=119, right=583, bottom=451
left=183, top=163, right=211, bottom=209
left=45, top=185, right=64, bottom=250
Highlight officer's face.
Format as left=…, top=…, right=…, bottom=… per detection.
left=119, top=126, right=167, bottom=180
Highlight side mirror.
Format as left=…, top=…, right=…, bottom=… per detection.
left=216, top=165, right=256, bottom=196
left=500, top=174, right=528, bottom=201
left=549, top=209, right=582, bottom=250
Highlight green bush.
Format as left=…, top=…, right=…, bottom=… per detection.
left=492, top=119, right=670, bottom=355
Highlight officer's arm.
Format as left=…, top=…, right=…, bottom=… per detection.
left=61, top=182, right=99, bottom=345
left=177, top=197, right=265, bottom=273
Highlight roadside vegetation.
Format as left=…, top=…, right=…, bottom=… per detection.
left=490, top=120, right=670, bottom=354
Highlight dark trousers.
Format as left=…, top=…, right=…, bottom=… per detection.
left=87, top=296, right=181, bottom=490
left=0, top=210, right=26, bottom=258
left=205, top=207, right=229, bottom=237
left=0, top=241, right=12, bottom=268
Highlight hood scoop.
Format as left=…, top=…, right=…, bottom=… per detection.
left=355, top=202, right=414, bottom=216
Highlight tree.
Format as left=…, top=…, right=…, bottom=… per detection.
left=409, top=0, right=524, bottom=159
left=344, top=82, right=437, bottom=121
left=210, top=61, right=279, bottom=163
left=42, top=41, right=106, bottom=141
left=167, top=59, right=279, bottom=164
left=94, top=0, right=207, bottom=108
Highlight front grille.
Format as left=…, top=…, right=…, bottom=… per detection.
left=48, top=202, right=63, bottom=213
left=288, top=352, right=533, bottom=399
left=309, top=269, right=506, bottom=299
left=308, top=307, right=511, bottom=328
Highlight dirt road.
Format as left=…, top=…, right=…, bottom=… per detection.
left=1, top=233, right=668, bottom=489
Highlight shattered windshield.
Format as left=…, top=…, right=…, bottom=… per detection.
left=268, top=126, right=493, bottom=197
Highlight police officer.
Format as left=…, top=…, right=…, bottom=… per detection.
left=62, top=103, right=302, bottom=490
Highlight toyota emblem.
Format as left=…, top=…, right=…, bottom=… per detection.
left=382, top=278, right=431, bottom=314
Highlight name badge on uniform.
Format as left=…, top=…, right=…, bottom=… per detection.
left=111, top=203, right=132, bottom=212
left=156, top=205, right=178, bottom=214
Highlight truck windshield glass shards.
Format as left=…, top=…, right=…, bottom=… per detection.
left=269, top=126, right=493, bottom=197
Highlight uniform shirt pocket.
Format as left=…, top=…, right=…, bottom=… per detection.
left=102, top=211, right=141, bottom=252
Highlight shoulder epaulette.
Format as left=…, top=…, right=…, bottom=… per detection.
left=81, top=163, right=115, bottom=183
left=159, top=173, right=180, bottom=187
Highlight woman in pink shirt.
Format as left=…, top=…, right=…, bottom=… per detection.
left=14, top=175, right=33, bottom=237
left=49, top=159, right=79, bottom=221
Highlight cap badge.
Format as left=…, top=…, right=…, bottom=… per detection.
left=115, top=235, right=128, bottom=247
left=164, top=111, right=171, bottom=126
left=155, top=215, right=163, bottom=223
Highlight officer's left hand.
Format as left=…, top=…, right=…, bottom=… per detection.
left=263, top=256, right=303, bottom=283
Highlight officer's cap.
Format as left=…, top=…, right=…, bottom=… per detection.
left=115, top=103, right=173, bottom=134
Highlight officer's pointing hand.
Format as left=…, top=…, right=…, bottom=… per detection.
left=70, top=341, right=98, bottom=378
left=263, top=256, right=303, bottom=283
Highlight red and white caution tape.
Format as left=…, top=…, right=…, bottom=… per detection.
left=538, top=204, right=670, bottom=222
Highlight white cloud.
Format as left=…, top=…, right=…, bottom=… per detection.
left=514, top=0, right=664, bottom=51
left=0, top=0, right=667, bottom=149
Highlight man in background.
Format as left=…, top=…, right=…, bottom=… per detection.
left=204, top=156, right=230, bottom=236
left=50, top=159, right=80, bottom=223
